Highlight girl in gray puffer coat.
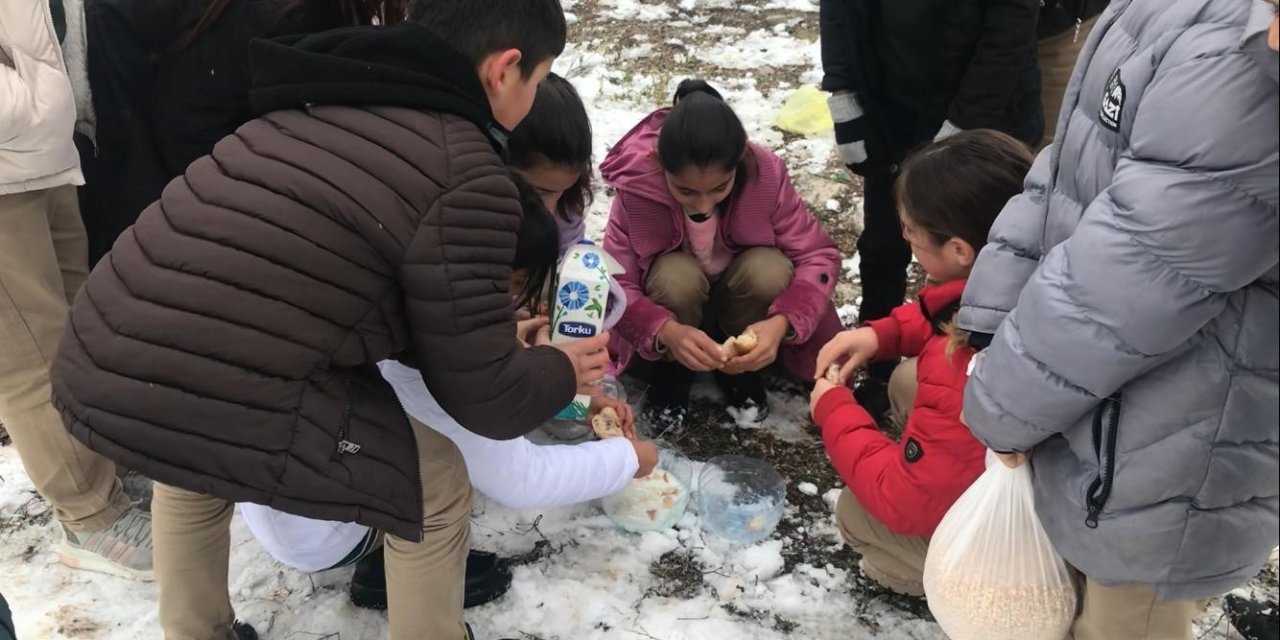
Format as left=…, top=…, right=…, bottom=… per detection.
left=957, top=0, right=1279, bottom=638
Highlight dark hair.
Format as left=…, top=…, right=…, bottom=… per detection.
left=509, top=172, right=560, bottom=312
left=158, top=0, right=408, bottom=62
left=657, top=79, right=749, bottom=175
left=508, top=73, right=594, bottom=223
left=409, top=0, right=566, bottom=77
left=895, top=129, right=1034, bottom=253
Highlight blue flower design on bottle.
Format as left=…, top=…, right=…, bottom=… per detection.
left=582, top=253, right=600, bottom=270
left=558, top=281, right=590, bottom=310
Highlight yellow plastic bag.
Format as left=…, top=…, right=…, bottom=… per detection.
left=774, top=85, right=834, bottom=136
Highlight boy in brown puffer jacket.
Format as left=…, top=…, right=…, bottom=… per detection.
left=50, top=0, right=610, bottom=638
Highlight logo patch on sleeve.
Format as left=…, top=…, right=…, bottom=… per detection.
left=904, top=438, right=924, bottom=463
left=1099, top=68, right=1125, bottom=132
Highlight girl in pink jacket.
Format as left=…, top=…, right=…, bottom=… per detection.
left=603, top=79, right=842, bottom=433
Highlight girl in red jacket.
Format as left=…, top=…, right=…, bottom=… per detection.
left=811, top=130, right=1033, bottom=597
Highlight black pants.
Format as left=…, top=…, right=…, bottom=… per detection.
left=857, top=173, right=912, bottom=327
left=857, top=173, right=912, bottom=383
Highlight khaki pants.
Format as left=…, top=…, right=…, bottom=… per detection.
left=152, top=419, right=473, bottom=640
left=0, top=186, right=127, bottom=531
left=646, top=247, right=793, bottom=339
left=1038, top=15, right=1100, bottom=149
left=836, top=358, right=927, bottom=595
left=1070, top=577, right=1205, bottom=640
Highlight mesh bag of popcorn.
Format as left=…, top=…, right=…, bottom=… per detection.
left=923, top=453, right=1077, bottom=640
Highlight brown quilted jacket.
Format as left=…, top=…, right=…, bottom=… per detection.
left=50, top=24, right=576, bottom=540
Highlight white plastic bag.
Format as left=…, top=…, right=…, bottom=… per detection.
left=923, top=456, right=1077, bottom=640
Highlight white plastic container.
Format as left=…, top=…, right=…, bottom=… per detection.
left=550, top=240, right=624, bottom=421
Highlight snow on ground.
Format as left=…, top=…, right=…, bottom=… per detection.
left=1, top=1, right=1275, bottom=639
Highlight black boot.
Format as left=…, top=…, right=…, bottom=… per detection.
left=349, top=546, right=386, bottom=610
left=714, top=370, right=768, bottom=424
left=232, top=621, right=258, bottom=640
left=464, top=551, right=513, bottom=608
left=349, top=548, right=514, bottom=611
left=1225, top=594, right=1279, bottom=640
left=640, top=361, right=694, bottom=437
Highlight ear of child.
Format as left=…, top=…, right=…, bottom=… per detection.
left=478, top=50, right=554, bottom=130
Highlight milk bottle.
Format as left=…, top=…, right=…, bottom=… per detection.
left=551, top=240, right=623, bottom=421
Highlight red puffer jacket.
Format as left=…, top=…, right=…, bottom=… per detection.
left=813, top=280, right=986, bottom=537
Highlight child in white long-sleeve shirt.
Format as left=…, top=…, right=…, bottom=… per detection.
left=240, top=172, right=656, bottom=609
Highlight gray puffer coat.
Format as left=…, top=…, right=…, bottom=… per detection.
left=958, top=0, right=1278, bottom=600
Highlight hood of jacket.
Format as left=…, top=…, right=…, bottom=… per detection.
left=248, top=22, right=508, bottom=151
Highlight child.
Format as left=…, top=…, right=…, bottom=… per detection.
left=959, top=1, right=1278, bottom=636
left=810, top=130, right=1034, bottom=596
left=241, top=176, right=658, bottom=610
left=818, top=0, right=1041, bottom=418
left=508, top=72, right=594, bottom=256
left=49, top=1, right=611, bottom=638
left=603, top=79, right=843, bottom=432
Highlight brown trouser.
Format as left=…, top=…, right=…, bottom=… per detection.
left=646, top=248, right=793, bottom=339
left=1038, top=15, right=1101, bottom=149
left=0, top=186, right=128, bottom=531
left=836, top=358, right=927, bottom=595
left=152, top=419, right=473, bottom=640
left=1069, top=577, right=1206, bottom=640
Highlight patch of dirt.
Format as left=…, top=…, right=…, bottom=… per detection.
left=53, top=605, right=103, bottom=637
left=647, top=549, right=709, bottom=598
left=0, top=491, right=53, bottom=537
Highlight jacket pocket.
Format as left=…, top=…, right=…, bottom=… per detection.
left=1084, top=393, right=1123, bottom=528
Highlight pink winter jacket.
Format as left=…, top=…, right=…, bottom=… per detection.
left=602, top=108, right=842, bottom=379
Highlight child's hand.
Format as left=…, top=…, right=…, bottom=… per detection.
left=516, top=316, right=549, bottom=347
left=814, top=327, right=880, bottom=385
left=723, top=315, right=788, bottom=374
left=657, top=321, right=726, bottom=372
left=590, top=396, right=635, bottom=436
left=632, top=439, right=659, bottom=478
left=810, top=377, right=839, bottom=417
left=551, top=332, right=611, bottom=395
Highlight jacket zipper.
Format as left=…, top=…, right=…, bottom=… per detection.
left=1085, top=392, right=1123, bottom=528
left=336, top=373, right=360, bottom=455
left=38, top=0, right=88, bottom=178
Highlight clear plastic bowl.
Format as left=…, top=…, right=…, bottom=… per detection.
left=696, top=455, right=786, bottom=545
left=603, top=448, right=693, bottom=533
left=540, top=378, right=627, bottom=442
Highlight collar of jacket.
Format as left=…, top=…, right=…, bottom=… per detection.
left=246, top=23, right=510, bottom=154
left=918, top=279, right=967, bottom=335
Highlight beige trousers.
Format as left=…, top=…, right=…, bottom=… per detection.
left=835, top=357, right=927, bottom=595
left=151, top=419, right=473, bottom=640
left=1070, top=577, right=1206, bottom=640
left=0, top=186, right=128, bottom=531
left=645, top=247, right=793, bottom=338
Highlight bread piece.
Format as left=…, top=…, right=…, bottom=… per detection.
left=825, top=363, right=842, bottom=384
left=720, top=330, right=760, bottom=358
left=591, top=406, right=625, bottom=439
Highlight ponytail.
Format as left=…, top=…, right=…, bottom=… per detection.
left=671, top=79, right=724, bottom=105
left=657, top=79, right=747, bottom=174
